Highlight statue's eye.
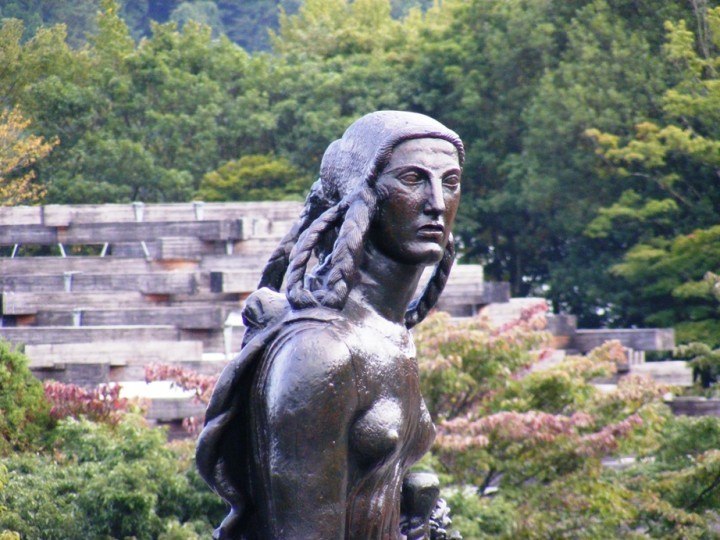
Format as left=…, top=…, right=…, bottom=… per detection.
left=443, top=174, right=460, bottom=188
left=398, top=172, right=422, bottom=185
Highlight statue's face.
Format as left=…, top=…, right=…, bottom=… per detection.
left=370, top=138, right=461, bottom=265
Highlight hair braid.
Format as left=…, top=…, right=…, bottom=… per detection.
left=257, top=217, right=309, bottom=292
left=404, top=235, right=455, bottom=329
left=319, top=185, right=377, bottom=309
left=285, top=201, right=349, bottom=310
left=258, top=181, right=327, bottom=291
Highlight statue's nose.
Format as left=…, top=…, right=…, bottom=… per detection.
left=424, top=178, right=446, bottom=216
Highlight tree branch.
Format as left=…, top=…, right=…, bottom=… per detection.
left=688, top=469, right=720, bottom=510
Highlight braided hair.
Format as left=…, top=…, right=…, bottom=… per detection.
left=257, top=111, right=464, bottom=329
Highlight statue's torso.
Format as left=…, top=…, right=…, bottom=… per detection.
left=248, top=304, right=435, bottom=539
left=338, top=307, right=436, bottom=538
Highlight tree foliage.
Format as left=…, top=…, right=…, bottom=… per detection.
left=1, top=0, right=719, bottom=335
left=0, top=0, right=429, bottom=51
left=43, top=381, right=135, bottom=424
left=587, top=6, right=720, bottom=341
left=0, top=417, right=225, bottom=539
left=414, top=310, right=720, bottom=538
left=196, top=153, right=308, bottom=201
left=4, top=308, right=720, bottom=537
left=0, top=107, right=55, bottom=205
left=609, top=227, right=720, bottom=344
left=0, top=340, right=51, bottom=455
left=0, top=0, right=436, bottom=204
left=0, top=342, right=222, bottom=539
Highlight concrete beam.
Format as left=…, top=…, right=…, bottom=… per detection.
left=2, top=291, right=153, bottom=315
left=447, top=264, right=484, bottom=284
left=0, top=225, right=57, bottom=245
left=0, top=272, right=197, bottom=295
left=35, top=306, right=227, bottom=330
left=59, top=220, right=244, bottom=244
left=25, top=340, right=203, bottom=368
left=0, top=257, right=170, bottom=275
left=439, top=281, right=511, bottom=304
left=39, top=201, right=302, bottom=226
left=572, top=328, right=676, bottom=352
left=0, top=206, right=42, bottom=226
left=0, top=325, right=180, bottom=346
left=209, top=270, right=262, bottom=293
left=668, top=396, right=720, bottom=416
left=630, top=361, right=692, bottom=386
left=109, top=358, right=227, bottom=382
left=146, top=397, right=205, bottom=422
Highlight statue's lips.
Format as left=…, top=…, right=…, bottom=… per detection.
left=416, top=224, right=444, bottom=240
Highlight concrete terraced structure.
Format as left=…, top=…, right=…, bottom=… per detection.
left=0, top=202, right=510, bottom=427
left=0, top=202, right=684, bottom=427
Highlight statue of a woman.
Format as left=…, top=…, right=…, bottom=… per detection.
left=197, top=111, right=463, bottom=539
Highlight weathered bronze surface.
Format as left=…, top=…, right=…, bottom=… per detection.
left=197, top=111, right=463, bottom=539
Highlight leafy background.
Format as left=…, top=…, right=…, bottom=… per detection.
left=3, top=1, right=720, bottom=537
left=2, top=0, right=719, bottom=342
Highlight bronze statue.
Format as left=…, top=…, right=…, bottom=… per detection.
left=197, top=111, right=463, bottom=539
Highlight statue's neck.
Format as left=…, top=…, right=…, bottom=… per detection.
left=350, top=244, right=425, bottom=325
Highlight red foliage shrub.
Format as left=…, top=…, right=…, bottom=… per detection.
left=43, top=382, right=133, bottom=425
left=144, top=363, right=218, bottom=434
left=144, top=364, right=216, bottom=405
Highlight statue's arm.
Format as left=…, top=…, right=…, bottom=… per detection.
left=258, top=327, right=358, bottom=539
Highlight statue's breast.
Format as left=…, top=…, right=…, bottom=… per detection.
left=344, top=332, right=434, bottom=471
left=350, top=397, right=403, bottom=467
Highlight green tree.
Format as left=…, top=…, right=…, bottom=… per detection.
left=196, top=153, right=308, bottom=201
left=586, top=6, right=720, bottom=339
left=170, top=1, right=225, bottom=37
left=0, top=0, right=99, bottom=45
left=0, top=340, right=51, bottom=455
left=264, top=0, right=433, bottom=173
left=0, top=417, right=225, bottom=539
left=0, top=0, right=406, bottom=195
left=216, top=0, right=302, bottom=51
left=414, top=309, right=718, bottom=538
left=0, top=107, right=56, bottom=205
left=676, top=338, right=720, bottom=388
left=404, top=0, right=692, bottom=326
left=1, top=2, right=280, bottom=203
left=610, top=227, right=720, bottom=345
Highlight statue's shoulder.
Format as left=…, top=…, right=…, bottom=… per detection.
left=269, top=314, right=354, bottom=374
left=242, top=287, right=292, bottom=332
left=255, top=316, right=358, bottom=421
left=244, top=286, right=352, bottom=339
left=241, top=286, right=356, bottom=374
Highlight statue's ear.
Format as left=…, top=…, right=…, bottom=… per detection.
left=241, top=287, right=289, bottom=330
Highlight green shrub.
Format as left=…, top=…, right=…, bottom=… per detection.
left=0, top=416, right=225, bottom=539
left=196, top=153, right=309, bottom=202
left=0, top=340, right=51, bottom=454
left=444, top=489, right=517, bottom=539
left=414, top=311, right=720, bottom=538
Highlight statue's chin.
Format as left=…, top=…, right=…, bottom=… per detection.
left=392, top=241, right=447, bottom=267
